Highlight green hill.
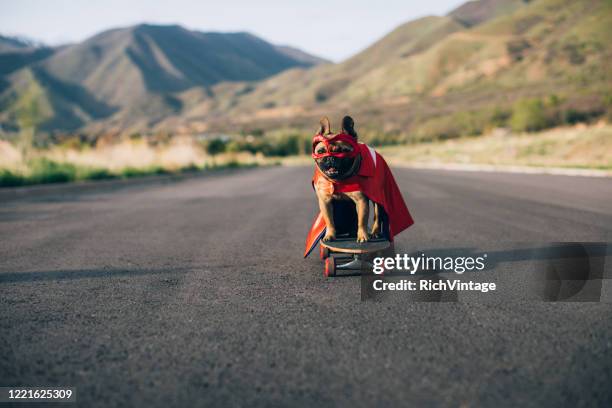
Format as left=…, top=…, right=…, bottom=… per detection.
left=0, top=25, right=325, bottom=133
left=449, top=0, right=526, bottom=26
left=0, top=0, right=610, bottom=138
left=196, top=0, right=611, bottom=139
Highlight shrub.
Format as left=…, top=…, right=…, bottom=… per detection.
left=28, top=158, right=77, bottom=184
left=303, top=137, right=313, bottom=155
left=315, top=91, right=328, bottom=103
left=510, top=99, right=548, bottom=132
left=453, top=111, right=489, bottom=136
left=366, top=132, right=404, bottom=146
left=563, top=109, right=590, bottom=125
left=224, top=160, right=240, bottom=169
left=180, top=164, right=200, bottom=173
left=491, top=107, right=511, bottom=127
left=78, top=168, right=117, bottom=181
left=58, top=136, right=88, bottom=151
left=0, top=169, right=25, bottom=187
left=275, top=134, right=301, bottom=156
left=205, top=138, right=227, bottom=156
left=413, top=116, right=461, bottom=142
left=604, top=93, right=612, bottom=121
left=119, top=166, right=168, bottom=178
left=1, top=159, right=123, bottom=187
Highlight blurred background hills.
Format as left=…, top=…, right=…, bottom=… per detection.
left=0, top=24, right=327, bottom=134
left=0, top=0, right=611, bottom=186
left=1, top=0, right=610, bottom=139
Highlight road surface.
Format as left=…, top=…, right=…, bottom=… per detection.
left=1, top=166, right=611, bottom=407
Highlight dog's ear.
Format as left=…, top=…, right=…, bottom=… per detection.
left=318, top=116, right=332, bottom=135
left=342, top=115, right=357, bottom=140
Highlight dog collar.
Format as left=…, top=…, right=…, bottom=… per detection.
left=311, top=133, right=359, bottom=159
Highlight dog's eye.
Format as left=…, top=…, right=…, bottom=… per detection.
left=334, top=144, right=352, bottom=152
left=316, top=147, right=326, bottom=154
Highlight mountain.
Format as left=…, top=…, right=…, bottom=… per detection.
left=1, top=0, right=610, bottom=137
left=0, top=24, right=325, bottom=132
left=0, top=35, right=54, bottom=76
left=0, top=35, right=44, bottom=52
left=274, top=45, right=330, bottom=66
left=192, top=0, right=611, bottom=135
left=204, top=15, right=466, bottom=114
left=449, top=0, right=527, bottom=27
left=176, top=0, right=523, bottom=130
left=42, top=25, right=323, bottom=106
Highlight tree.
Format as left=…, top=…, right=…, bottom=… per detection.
left=206, top=138, right=227, bottom=156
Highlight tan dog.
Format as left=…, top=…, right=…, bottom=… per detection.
left=313, top=116, right=381, bottom=243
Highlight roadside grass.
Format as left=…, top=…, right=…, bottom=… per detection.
left=2, top=122, right=609, bottom=188
left=377, top=123, right=612, bottom=170
left=0, top=158, right=260, bottom=188
left=0, top=135, right=272, bottom=188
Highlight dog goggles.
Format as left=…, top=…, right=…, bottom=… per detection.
left=311, top=133, right=359, bottom=159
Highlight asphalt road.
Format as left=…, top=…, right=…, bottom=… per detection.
left=1, top=166, right=611, bottom=407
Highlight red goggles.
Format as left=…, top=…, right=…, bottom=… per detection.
left=311, top=133, right=359, bottom=159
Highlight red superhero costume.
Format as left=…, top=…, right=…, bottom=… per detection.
left=304, top=133, right=414, bottom=257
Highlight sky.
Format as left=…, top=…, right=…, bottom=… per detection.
left=0, top=0, right=465, bottom=62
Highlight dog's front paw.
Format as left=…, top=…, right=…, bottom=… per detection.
left=370, top=224, right=381, bottom=239
left=357, top=228, right=369, bottom=243
left=323, top=230, right=336, bottom=242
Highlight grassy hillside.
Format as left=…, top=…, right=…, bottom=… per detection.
left=0, top=67, right=116, bottom=132
left=379, top=123, right=612, bottom=170
left=0, top=25, right=325, bottom=135
left=42, top=25, right=319, bottom=105
left=449, top=0, right=527, bottom=26
left=196, top=0, right=611, bottom=139
left=194, top=15, right=466, bottom=121
left=345, top=0, right=610, bottom=101
left=0, top=0, right=609, bottom=140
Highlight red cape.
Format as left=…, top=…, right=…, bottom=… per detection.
left=304, top=143, right=414, bottom=257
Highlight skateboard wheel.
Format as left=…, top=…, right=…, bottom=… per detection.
left=320, top=245, right=330, bottom=260
left=324, top=257, right=336, bottom=277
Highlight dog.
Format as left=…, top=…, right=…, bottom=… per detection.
left=312, top=116, right=381, bottom=243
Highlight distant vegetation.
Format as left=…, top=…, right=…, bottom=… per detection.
left=379, top=123, right=612, bottom=170
left=1, top=0, right=611, bottom=186
left=1, top=0, right=609, bottom=139
left=175, top=0, right=610, bottom=143
left=201, top=92, right=609, bottom=153
left=0, top=157, right=258, bottom=188
left=204, top=132, right=310, bottom=158
left=0, top=25, right=326, bottom=134
left=0, top=135, right=265, bottom=188
left=407, top=93, right=610, bottom=143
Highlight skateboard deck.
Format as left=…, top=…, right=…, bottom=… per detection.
left=320, top=236, right=390, bottom=254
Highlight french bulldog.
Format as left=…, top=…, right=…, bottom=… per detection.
left=312, top=116, right=381, bottom=243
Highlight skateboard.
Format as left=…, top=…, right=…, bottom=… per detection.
left=319, top=236, right=393, bottom=277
